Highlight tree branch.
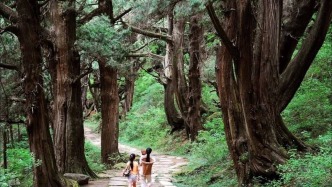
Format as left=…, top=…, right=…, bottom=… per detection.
left=9, top=96, right=26, bottom=103
left=206, top=2, right=239, bottom=62
left=0, top=62, right=19, bottom=71
left=148, top=53, right=165, bottom=61
left=72, top=68, right=93, bottom=84
left=132, top=38, right=158, bottom=52
left=278, top=0, right=332, bottom=112
left=0, top=119, right=25, bottom=124
left=0, top=25, right=20, bottom=36
left=77, top=0, right=87, bottom=14
left=0, top=2, right=18, bottom=22
left=139, top=62, right=165, bottom=85
left=279, top=0, right=317, bottom=73
left=127, top=53, right=164, bottom=61
left=123, top=22, right=173, bottom=44
left=38, top=0, right=50, bottom=7
left=112, top=8, right=132, bottom=24
left=77, top=7, right=103, bottom=25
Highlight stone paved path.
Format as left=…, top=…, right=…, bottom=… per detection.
left=83, top=127, right=188, bottom=187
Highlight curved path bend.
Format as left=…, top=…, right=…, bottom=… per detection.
left=83, top=127, right=188, bottom=187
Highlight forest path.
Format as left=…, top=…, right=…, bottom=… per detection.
left=82, top=127, right=188, bottom=187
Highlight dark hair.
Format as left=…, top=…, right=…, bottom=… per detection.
left=129, top=153, right=135, bottom=170
left=146, top=147, right=152, bottom=162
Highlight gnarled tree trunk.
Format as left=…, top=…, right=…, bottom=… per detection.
left=163, top=11, right=185, bottom=132
left=16, top=0, right=64, bottom=185
left=207, top=0, right=332, bottom=185
left=50, top=0, right=95, bottom=177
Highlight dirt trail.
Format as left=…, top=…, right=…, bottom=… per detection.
left=83, top=127, right=188, bottom=187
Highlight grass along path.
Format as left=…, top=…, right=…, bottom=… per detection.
left=83, top=127, right=188, bottom=187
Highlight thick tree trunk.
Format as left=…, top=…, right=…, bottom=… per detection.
left=163, top=11, right=185, bottom=132
left=215, top=1, right=292, bottom=184
left=187, top=14, right=203, bottom=141
left=164, top=80, right=184, bottom=132
left=279, top=0, right=316, bottom=72
left=173, top=19, right=187, bottom=118
left=207, top=0, right=332, bottom=185
left=16, top=0, right=64, bottom=186
left=50, top=0, right=96, bottom=177
left=98, top=59, right=119, bottom=164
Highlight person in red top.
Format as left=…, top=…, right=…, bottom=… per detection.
left=123, top=153, right=140, bottom=187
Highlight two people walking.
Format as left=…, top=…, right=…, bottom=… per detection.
left=123, top=147, right=155, bottom=187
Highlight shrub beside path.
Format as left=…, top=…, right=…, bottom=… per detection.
left=83, top=127, right=188, bottom=187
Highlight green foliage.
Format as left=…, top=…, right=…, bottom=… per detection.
left=201, top=56, right=217, bottom=83
left=84, top=141, right=106, bottom=172
left=266, top=27, right=332, bottom=187
left=77, top=16, right=130, bottom=68
left=119, top=71, right=191, bottom=154
left=148, top=40, right=165, bottom=55
left=174, top=116, right=237, bottom=187
left=264, top=131, right=332, bottom=187
left=201, top=84, right=219, bottom=111
left=282, top=36, right=332, bottom=139
left=124, top=0, right=171, bottom=23
left=107, top=153, right=128, bottom=167
left=0, top=33, right=20, bottom=63
left=84, top=117, right=101, bottom=133
left=120, top=71, right=167, bottom=148
left=205, top=32, right=220, bottom=50
left=0, top=143, right=33, bottom=187
left=121, top=107, right=167, bottom=144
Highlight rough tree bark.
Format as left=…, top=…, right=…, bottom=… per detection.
left=187, top=14, right=204, bottom=141
left=16, top=0, right=64, bottom=185
left=163, top=10, right=185, bottom=132
left=98, top=58, right=120, bottom=164
left=207, top=0, right=332, bottom=185
left=172, top=19, right=188, bottom=132
left=50, top=0, right=96, bottom=177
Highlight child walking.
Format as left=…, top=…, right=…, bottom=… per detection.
left=123, top=153, right=140, bottom=187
